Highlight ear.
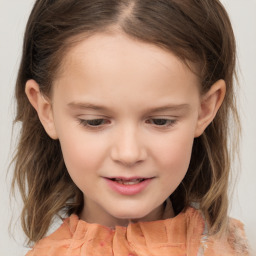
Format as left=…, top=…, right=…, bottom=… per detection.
left=194, top=79, right=226, bottom=137
left=25, top=79, right=58, bottom=139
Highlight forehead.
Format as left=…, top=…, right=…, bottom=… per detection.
left=53, top=32, right=201, bottom=105
left=57, top=32, right=199, bottom=81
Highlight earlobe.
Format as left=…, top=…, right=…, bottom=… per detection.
left=25, top=79, right=58, bottom=139
left=194, top=79, right=226, bottom=137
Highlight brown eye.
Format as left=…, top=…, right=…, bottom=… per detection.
left=79, top=119, right=109, bottom=127
left=152, top=119, right=168, bottom=126
left=86, top=119, right=105, bottom=126
left=146, top=118, right=177, bottom=127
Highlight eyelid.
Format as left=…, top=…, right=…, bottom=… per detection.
left=145, top=117, right=177, bottom=128
left=78, top=118, right=111, bottom=130
left=77, top=115, right=178, bottom=131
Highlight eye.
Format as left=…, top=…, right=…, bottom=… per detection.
left=146, top=118, right=176, bottom=127
left=78, top=118, right=110, bottom=128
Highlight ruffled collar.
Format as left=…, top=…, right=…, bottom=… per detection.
left=62, top=206, right=204, bottom=255
left=31, top=206, right=205, bottom=255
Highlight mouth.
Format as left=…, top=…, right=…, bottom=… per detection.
left=104, top=176, right=154, bottom=195
left=108, top=178, right=147, bottom=185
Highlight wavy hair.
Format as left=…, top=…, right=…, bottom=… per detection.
left=12, top=0, right=239, bottom=244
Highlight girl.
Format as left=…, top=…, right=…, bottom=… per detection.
left=12, top=0, right=249, bottom=255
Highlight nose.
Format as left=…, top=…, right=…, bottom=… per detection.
left=110, top=125, right=147, bottom=166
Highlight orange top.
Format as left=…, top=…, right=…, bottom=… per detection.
left=26, top=207, right=249, bottom=256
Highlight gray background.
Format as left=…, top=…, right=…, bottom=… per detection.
left=0, top=0, right=255, bottom=255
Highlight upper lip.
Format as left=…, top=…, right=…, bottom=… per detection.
left=104, top=176, right=154, bottom=181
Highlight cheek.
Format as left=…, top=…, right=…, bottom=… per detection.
left=57, top=127, right=107, bottom=176
left=151, top=129, right=195, bottom=180
left=58, top=132, right=108, bottom=194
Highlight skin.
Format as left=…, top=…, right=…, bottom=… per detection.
left=25, top=32, right=225, bottom=228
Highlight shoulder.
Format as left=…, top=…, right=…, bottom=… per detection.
left=226, top=218, right=250, bottom=255
left=26, top=215, right=79, bottom=256
left=183, top=207, right=250, bottom=255
left=202, top=217, right=250, bottom=256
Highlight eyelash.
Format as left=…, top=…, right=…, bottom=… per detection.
left=78, top=118, right=177, bottom=129
left=146, top=118, right=177, bottom=127
left=78, top=118, right=109, bottom=129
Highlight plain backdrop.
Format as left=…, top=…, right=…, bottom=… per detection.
left=0, top=0, right=255, bottom=255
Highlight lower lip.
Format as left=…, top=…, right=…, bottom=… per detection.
left=104, top=178, right=152, bottom=195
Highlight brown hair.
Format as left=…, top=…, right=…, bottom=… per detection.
left=12, top=0, right=239, bottom=244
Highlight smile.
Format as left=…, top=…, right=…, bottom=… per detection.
left=110, top=178, right=145, bottom=185
left=104, top=177, right=154, bottom=195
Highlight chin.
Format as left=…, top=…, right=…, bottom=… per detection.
left=111, top=207, right=151, bottom=222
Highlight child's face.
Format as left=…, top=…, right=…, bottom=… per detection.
left=39, top=33, right=210, bottom=226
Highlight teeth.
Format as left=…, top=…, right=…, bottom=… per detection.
left=114, top=178, right=144, bottom=185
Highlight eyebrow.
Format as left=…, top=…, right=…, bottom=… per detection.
left=146, top=104, right=190, bottom=113
left=68, top=102, right=110, bottom=111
